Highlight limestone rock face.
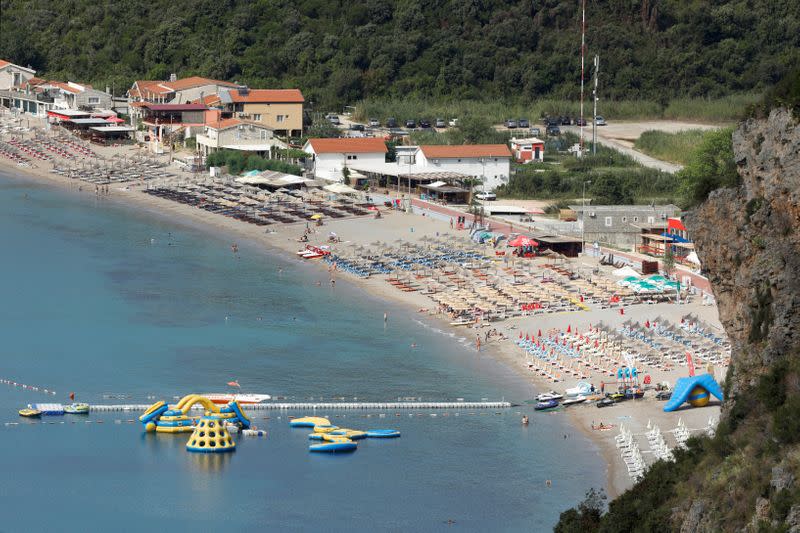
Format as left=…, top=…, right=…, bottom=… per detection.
left=687, top=108, right=800, bottom=411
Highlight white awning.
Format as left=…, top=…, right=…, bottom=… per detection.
left=323, top=183, right=359, bottom=194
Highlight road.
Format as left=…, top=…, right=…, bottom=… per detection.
left=565, top=120, right=723, bottom=173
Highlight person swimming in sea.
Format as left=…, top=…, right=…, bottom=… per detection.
left=522, top=415, right=529, bottom=425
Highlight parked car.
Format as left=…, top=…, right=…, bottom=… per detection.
left=448, top=118, right=459, bottom=127
left=418, top=119, right=432, bottom=129
left=596, top=398, right=615, bottom=408
left=595, top=115, right=607, bottom=126
left=546, top=125, right=561, bottom=136
left=505, top=119, right=518, bottom=129
left=475, top=192, right=497, bottom=201
left=350, top=123, right=365, bottom=131
left=368, top=118, right=380, bottom=127
left=655, top=390, right=673, bottom=401
left=575, top=117, right=587, bottom=126
left=435, top=118, right=446, bottom=128
left=560, top=116, right=572, bottom=126
left=327, top=114, right=340, bottom=125
left=405, top=119, right=416, bottom=128
left=386, top=117, right=398, bottom=128
left=529, top=127, right=541, bottom=136
left=518, top=118, right=529, bottom=128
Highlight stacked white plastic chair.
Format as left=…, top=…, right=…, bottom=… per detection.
left=646, top=424, right=674, bottom=461
left=673, top=418, right=691, bottom=448
left=615, top=425, right=645, bottom=480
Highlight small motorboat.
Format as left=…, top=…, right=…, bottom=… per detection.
left=201, top=393, right=271, bottom=405
left=18, top=408, right=42, bottom=418
left=534, top=400, right=560, bottom=411
left=64, top=403, right=90, bottom=414
left=536, top=391, right=564, bottom=402
left=562, top=395, right=587, bottom=406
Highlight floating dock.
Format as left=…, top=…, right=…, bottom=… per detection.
left=89, top=401, right=512, bottom=412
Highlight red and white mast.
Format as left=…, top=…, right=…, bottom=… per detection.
left=580, top=0, right=586, bottom=153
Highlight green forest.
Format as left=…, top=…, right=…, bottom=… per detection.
left=1, top=0, right=798, bottom=110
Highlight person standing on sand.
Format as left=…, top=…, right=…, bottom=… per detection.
left=476, top=335, right=481, bottom=352
left=450, top=217, right=454, bottom=229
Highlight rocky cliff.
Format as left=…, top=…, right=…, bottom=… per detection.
left=681, top=108, right=800, bottom=531
left=689, top=107, right=800, bottom=413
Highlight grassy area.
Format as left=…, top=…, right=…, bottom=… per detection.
left=663, top=93, right=760, bottom=122
left=633, top=129, right=713, bottom=165
left=352, top=94, right=758, bottom=125
left=496, top=133, right=679, bottom=205
left=352, top=98, right=662, bottom=125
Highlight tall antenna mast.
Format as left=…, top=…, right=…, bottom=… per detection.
left=580, top=0, right=586, bottom=153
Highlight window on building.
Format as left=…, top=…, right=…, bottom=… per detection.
left=276, top=115, right=286, bottom=123
left=347, top=155, right=358, bottom=160
left=605, top=217, right=613, bottom=227
left=253, top=114, right=262, bottom=121
left=633, top=216, right=639, bottom=222
left=88, top=97, right=99, bottom=104
left=621, top=216, right=627, bottom=223
left=647, top=216, right=655, bottom=224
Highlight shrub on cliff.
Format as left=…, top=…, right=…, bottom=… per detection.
left=678, top=128, right=739, bottom=208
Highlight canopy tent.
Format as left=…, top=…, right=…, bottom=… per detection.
left=323, top=183, right=359, bottom=195
left=612, top=266, right=641, bottom=278
left=507, top=235, right=539, bottom=247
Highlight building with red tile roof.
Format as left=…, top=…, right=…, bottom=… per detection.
left=303, top=137, right=388, bottom=182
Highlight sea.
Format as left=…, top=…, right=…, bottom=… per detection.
left=0, top=171, right=604, bottom=532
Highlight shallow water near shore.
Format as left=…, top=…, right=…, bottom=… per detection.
left=0, top=172, right=603, bottom=531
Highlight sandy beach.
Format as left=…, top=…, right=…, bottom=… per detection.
left=0, top=118, right=725, bottom=498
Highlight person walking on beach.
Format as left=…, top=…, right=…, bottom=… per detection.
left=449, top=217, right=453, bottom=229
left=476, top=335, right=481, bottom=352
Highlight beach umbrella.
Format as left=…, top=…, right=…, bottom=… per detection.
left=310, top=214, right=323, bottom=219
left=567, top=325, right=571, bottom=333
left=537, top=329, right=542, bottom=337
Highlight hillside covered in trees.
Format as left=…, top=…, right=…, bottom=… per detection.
left=1, top=0, right=798, bottom=108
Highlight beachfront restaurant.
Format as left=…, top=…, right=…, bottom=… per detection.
left=637, top=233, right=672, bottom=256
left=419, top=181, right=469, bottom=204
left=88, top=125, right=135, bottom=142
left=530, top=233, right=583, bottom=258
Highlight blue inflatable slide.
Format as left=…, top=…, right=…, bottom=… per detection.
left=663, top=373, right=724, bottom=412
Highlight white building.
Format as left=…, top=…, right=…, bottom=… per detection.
left=414, top=144, right=512, bottom=190
left=303, top=138, right=388, bottom=182
left=196, top=117, right=282, bottom=156
left=0, top=59, right=36, bottom=91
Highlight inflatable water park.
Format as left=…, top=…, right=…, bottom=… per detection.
left=139, top=394, right=253, bottom=453
left=289, top=416, right=400, bottom=453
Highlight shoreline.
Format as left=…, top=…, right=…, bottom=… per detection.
left=0, top=148, right=723, bottom=498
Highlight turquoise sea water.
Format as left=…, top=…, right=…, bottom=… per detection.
left=0, top=172, right=603, bottom=532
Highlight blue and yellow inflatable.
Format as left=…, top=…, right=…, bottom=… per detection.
left=663, top=374, right=723, bottom=412
left=139, top=394, right=251, bottom=433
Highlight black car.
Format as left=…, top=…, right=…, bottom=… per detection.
left=349, top=123, right=365, bottom=131
left=560, top=116, right=572, bottom=126
left=546, top=125, right=561, bottom=136
left=386, top=117, right=398, bottom=128
left=575, top=117, right=587, bottom=127
left=405, top=119, right=416, bottom=128
left=418, top=119, right=432, bottom=129
left=655, top=390, right=673, bottom=401
left=518, top=118, right=529, bottom=128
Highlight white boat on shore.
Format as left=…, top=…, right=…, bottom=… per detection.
left=536, top=391, right=564, bottom=402
left=562, top=395, right=587, bottom=406
left=201, top=393, right=271, bottom=405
